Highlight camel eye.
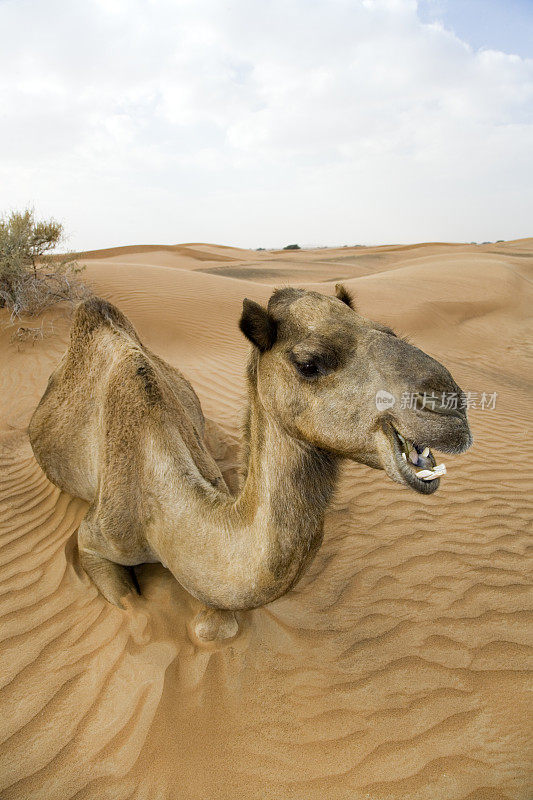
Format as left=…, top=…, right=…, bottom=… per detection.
left=294, top=359, right=321, bottom=379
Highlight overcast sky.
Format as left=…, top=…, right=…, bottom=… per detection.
left=1, top=0, right=532, bottom=250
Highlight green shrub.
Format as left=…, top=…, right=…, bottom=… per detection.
left=283, top=243, right=301, bottom=250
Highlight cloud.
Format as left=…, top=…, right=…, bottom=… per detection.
left=0, top=0, right=531, bottom=248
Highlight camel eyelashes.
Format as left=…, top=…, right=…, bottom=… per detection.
left=239, top=299, right=278, bottom=352
left=290, top=350, right=337, bottom=379
left=294, top=359, right=321, bottom=379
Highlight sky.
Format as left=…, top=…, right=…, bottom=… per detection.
left=0, top=0, right=532, bottom=251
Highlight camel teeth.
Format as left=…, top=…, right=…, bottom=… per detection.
left=416, top=463, right=447, bottom=481
left=422, top=447, right=430, bottom=457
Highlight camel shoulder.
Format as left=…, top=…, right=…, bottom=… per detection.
left=102, top=347, right=220, bottom=489
left=103, top=348, right=166, bottom=418
left=105, top=346, right=203, bottom=430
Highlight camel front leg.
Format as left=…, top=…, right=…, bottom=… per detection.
left=78, top=519, right=140, bottom=608
left=191, top=606, right=238, bottom=641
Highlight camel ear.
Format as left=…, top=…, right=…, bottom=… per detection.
left=239, top=299, right=277, bottom=352
left=335, top=283, right=356, bottom=310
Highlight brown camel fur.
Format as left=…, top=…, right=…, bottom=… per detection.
left=29, top=286, right=472, bottom=640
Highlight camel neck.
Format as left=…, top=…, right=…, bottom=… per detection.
left=237, top=392, right=338, bottom=534
left=150, top=361, right=339, bottom=611
left=229, top=367, right=340, bottom=599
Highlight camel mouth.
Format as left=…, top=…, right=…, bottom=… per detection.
left=382, top=423, right=445, bottom=495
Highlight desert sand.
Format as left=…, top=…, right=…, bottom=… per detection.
left=0, top=239, right=531, bottom=800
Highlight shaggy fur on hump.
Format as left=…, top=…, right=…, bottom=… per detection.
left=335, top=283, right=355, bottom=310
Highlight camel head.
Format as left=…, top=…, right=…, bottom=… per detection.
left=239, top=285, right=472, bottom=495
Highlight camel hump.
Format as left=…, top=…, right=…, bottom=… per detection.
left=72, top=297, right=141, bottom=342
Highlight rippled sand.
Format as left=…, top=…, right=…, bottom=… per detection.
left=1, top=240, right=531, bottom=799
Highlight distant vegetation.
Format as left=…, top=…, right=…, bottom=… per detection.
left=0, top=209, right=90, bottom=324
left=283, top=244, right=301, bottom=250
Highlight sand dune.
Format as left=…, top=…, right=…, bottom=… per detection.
left=0, top=240, right=531, bottom=799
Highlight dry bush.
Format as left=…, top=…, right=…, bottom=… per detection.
left=8, top=319, right=57, bottom=350
left=0, top=209, right=91, bottom=323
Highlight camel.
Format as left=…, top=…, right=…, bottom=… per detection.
left=29, top=286, right=472, bottom=641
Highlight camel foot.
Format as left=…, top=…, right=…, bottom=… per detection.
left=79, top=547, right=140, bottom=608
left=192, top=608, right=238, bottom=642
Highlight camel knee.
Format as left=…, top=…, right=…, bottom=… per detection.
left=191, top=607, right=238, bottom=642
left=78, top=519, right=140, bottom=608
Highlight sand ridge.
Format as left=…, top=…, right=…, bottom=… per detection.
left=0, top=240, right=531, bottom=799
